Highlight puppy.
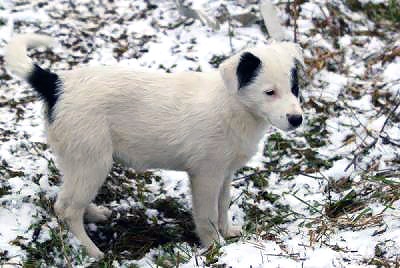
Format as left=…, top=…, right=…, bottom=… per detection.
left=5, top=31, right=303, bottom=258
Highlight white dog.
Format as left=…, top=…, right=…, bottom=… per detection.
left=5, top=12, right=304, bottom=259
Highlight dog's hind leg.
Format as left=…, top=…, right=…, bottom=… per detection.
left=54, top=155, right=112, bottom=259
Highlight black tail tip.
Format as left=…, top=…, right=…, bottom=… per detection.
left=27, top=64, right=61, bottom=122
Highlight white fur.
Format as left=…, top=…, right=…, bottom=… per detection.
left=6, top=34, right=303, bottom=258
left=260, top=0, right=286, bottom=41
left=4, top=34, right=54, bottom=78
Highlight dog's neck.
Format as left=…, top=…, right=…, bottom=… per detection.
left=229, top=98, right=267, bottom=149
left=210, top=73, right=268, bottom=154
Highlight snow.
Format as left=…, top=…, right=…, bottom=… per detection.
left=0, top=203, right=36, bottom=257
left=383, top=58, right=400, bottom=82
left=314, top=70, right=348, bottom=102
left=218, top=241, right=298, bottom=267
left=0, top=0, right=400, bottom=267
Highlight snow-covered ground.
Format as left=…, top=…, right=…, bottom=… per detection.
left=0, top=0, right=399, bottom=267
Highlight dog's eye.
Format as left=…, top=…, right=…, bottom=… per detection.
left=264, top=90, right=275, bottom=96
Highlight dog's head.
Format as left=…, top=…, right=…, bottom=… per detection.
left=219, top=42, right=305, bottom=131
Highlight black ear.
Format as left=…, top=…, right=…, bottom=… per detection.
left=290, top=65, right=299, bottom=97
left=236, top=52, right=262, bottom=90
left=291, top=58, right=304, bottom=98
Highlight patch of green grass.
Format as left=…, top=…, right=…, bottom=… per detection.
left=17, top=188, right=88, bottom=267
left=264, top=131, right=337, bottom=180
left=203, top=242, right=223, bottom=266
left=346, top=0, right=400, bottom=24
left=21, top=226, right=74, bottom=267
left=303, top=115, right=329, bottom=148
left=241, top=189, right=295, bottom=236
left=153, top=243, right=193, bottom=267
left=324, top=190, right=366, bottom=218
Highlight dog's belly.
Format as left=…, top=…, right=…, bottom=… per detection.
left=112, top=135, right=188, bottom=172
left=113, top=151, right=186, bottom=172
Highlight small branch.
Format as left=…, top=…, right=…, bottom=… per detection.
left=344, top=137, right=378, bottom=172
left=378, top=91, right=400, bottom=134
left=291, top=194, right=324, bottom=216
left=232, top=170, right=270, bottom=182
left=345, top=91, right=400, bottom=172
left=228, top=15, right=234, bottom=54
left=56, top=221, right=73, bottom=268
left=293, top=0, right=299, bottom=43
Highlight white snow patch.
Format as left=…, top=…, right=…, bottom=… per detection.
left=383, top=57, right=400, bottom=84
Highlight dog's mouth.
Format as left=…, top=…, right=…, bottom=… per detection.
left=265, top=117, right=303, bottom=132
left=287, top=126, right=298, bottom=131
left=287, top=122, right=303, bottom=131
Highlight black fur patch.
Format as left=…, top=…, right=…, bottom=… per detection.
left=236, top=52, right=262, bottom=89
left=27, top=64, right=61, bottom=122
left=290, top=64, right=299, bottom=97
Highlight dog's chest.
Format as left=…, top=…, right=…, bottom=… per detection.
left=227, top=137, right=260, bottom=171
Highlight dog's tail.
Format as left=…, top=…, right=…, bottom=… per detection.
left=259, top=0, right=286, bottom=41
left=5, top=34, right=54, bottom=78
left=5, top=34, right=61, bottom=121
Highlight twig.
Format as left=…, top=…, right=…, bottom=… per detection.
left=293, top=0, right=299, bottom=43
left=377, top=91, right=400, bottom=134
left=263, top=253, right=301, bottom=258
left=228, top=16, right=234, bottom=54
left=347, top=106, right=373, bottom=143
left=291, top=194, right=324, bottom=216
left=232, top=170, right=270, bottom=182
left=56, top=220, right=73, bottom=268
left=345, top=91, right=400, bottom=172
left=297, top=172, right=325, bottom=180
left=344, top=138, right=378, bottom=172
left=230, top=190, right=245, bottom=205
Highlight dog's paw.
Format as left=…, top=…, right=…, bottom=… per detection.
left=85, top=204, right=112, bottom=223
left=221, top=225, right=242, bottom=238
left=87, top=246, right=104, bottom=259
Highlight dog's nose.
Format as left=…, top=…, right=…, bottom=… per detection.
left=287, top=114, right=303, bottom=127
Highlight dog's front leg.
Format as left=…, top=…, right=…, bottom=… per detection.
left=218, top=174, right=242, bottom=238
left=190, top=172, right=224, bottom=247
